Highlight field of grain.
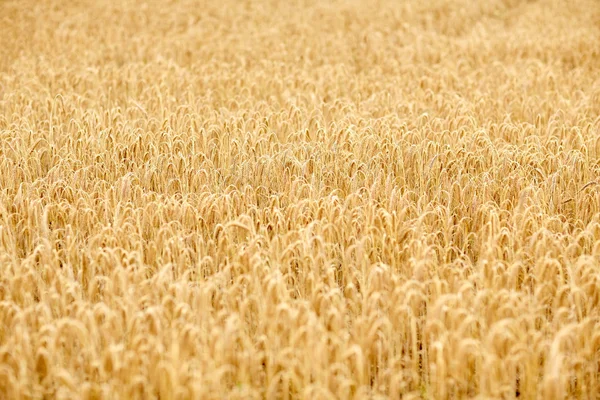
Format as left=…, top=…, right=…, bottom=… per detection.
left=1, top=0, right=600, bottom=398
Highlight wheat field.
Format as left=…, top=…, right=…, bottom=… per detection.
left=1, top=0, right=600, bottom=399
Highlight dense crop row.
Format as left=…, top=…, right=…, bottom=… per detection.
left=1, top=0, right=600, bottom=398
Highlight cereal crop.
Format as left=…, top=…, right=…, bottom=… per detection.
left=1, top=0, right=600, bottom=398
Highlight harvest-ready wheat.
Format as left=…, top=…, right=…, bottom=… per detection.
left=1, top=0, right=600, bottom=399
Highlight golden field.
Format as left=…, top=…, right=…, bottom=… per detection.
left=1, top=0, right=600, bottom=398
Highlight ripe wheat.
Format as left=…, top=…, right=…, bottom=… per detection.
left=1, top=0, right=600, bottom=399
